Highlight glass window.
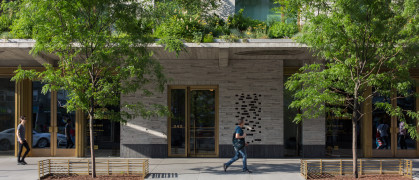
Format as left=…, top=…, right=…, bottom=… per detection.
left=372, top=89, right=391, bottom=150
left=85, top=105, right=120, bottom=157
left=32, top=81, right=51, bottom=148
left=57, top=90, right=76, bottom=149
left=0, top=78, right=15, bottom=155
left=397, top=86, right=416, bottom=150
left=283, top=75, right=302, bottom=156
left=325, top=109, right=361, bottom=157
left=189, top=90, right=216, bottom=155
left=235, top=0, right=279, bottom=22
left=170, top=89, right=186, bottom=155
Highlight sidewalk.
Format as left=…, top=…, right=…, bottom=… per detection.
left=0, top=156, right=303, bottom=180
left=1, top=156, right=419, bottom=180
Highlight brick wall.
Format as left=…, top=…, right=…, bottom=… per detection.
left=120, top=57, right=285, bottom=158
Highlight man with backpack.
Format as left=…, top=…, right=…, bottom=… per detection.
left=223, top=119, right=252, bottom=173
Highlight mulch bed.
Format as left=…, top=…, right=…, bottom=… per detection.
left=315, top=174, right=411, bottom=180
left=42, top=174, right=143, bottom=180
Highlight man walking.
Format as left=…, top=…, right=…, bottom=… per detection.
left=16, top=116, right=30, bottom=165
left=223, top=119, right=252, bottom=173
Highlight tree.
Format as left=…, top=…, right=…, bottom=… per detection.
left=11, top=0, right=168, bottom=178
left=284, top=0, right=418, bottom=177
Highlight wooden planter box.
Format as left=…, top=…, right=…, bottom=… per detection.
left=300, top=159, right=413, bottom=179
left=38, top=158, right=149, bottom=179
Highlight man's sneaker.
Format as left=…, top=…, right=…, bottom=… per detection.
left=21, top=160, right=27, bottom=165
left=243, top=169, right=252, bottom=173
left=223, top=164, right=227, bottom=172
left=17, top=161, right=24, bottom=165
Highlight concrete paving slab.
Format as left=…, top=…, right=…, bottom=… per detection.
left=0, top=156, right=303, bottom=180
left=2, top=156, right=418, bottom=180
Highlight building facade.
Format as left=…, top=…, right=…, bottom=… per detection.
left=0, top=0, right=418, bottom=159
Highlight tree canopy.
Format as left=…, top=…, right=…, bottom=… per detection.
left=286, top=0, right=418, bottom=134
left=10, top=0, right=168, bottom=177
left=285, top=0, right=418, bottom=177
left=12, top=0, right=168, bottom=121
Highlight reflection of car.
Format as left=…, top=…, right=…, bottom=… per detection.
left=0, top=128, right=14, bottom=151
left=0, top=128, right=67, bottom=150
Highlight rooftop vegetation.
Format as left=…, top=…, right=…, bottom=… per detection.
left=0, top=0, right=299, bottom=47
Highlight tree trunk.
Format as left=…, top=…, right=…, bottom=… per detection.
left=89, top=102, right=96, bottom=178
left=352, top=118, right=358, bottom=178
left=352, top=96, right=360, bottom=178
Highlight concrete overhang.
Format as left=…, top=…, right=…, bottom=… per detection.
left=0, top=39, right=311, bottom=68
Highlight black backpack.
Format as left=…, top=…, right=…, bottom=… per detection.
left=232, top=131, right=245, bottom=150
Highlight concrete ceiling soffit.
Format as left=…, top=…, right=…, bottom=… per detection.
left=34, top=53, right=57, bottom=66
left=234, top=49, right=305, bottom=56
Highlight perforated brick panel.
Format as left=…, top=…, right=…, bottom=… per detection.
left=235, top=93, right=263, bottom=144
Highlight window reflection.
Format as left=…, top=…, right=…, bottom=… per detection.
left=190, top=90, right=216, bottom=155
left=170, top=89, right=186, bottom=155
left=85, top=105, right=121, bottom=157
left=235, top=0, right=281, bottom=22
left=372, top=89, right=391, bottom=150
left=284, top=76, right=302, bottom=156
left=57, top=90, right=76, bottom=149
left=0, top=78, right=15, bottom=154
left=326, top=109, right=361, bottom=156
left=397, top=87, right=416, bottom=150
left=32, top=82, right=51, bottom=148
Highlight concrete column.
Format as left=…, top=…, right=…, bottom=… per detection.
left=302, top=117, right=326, bottom=157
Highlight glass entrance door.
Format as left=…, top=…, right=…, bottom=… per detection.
left=31, top=82, right=52, bottom=156
left=31, top=82, right=76, bottom=157
left=371, top=86, right=417, bottom=157
left=394, top=86, right=417, bottom=157
left=189, top=89, right=216, bottom=157
left=54, top=90, right=76, bottom=156
left=168, top=86, right=218, bottom=157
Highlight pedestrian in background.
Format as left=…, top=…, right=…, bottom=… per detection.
left=17, top=116, right=30, bottom=165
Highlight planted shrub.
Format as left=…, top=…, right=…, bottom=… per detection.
left=269, top=21, right=298, bottom=38
left=203, top=33, right=214, bottom=43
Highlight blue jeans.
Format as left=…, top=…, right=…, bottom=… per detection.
left=225, top=147, right=247, bottom=171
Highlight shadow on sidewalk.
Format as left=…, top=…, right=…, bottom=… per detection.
left=188, top=162, right=301, bottom=175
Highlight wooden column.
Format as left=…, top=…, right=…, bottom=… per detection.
left=416, top=83, right=419, bottom=156
left=51, top=91, right=57, bottom=156
left=75, top=110, right=85, bottom=157
left=362, top=87, right=372, bottom=157
left=15, top=79, right=32, bottom=157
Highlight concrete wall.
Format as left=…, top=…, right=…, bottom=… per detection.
left=120, top=54, right=285, bottom=158
left=302, top=117, right=326, bottom=157
left=217, top=0, right=235, bottom=19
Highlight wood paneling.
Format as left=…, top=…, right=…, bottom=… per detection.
left=76, top=110, right=85, bottom=157
left=417, top=85, right=419, bottom=156
left=14, top=80, right=32, bottom=157
left=0, top=67, right=45, bottom=77
left=362, top=87, right=373, bottom=157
